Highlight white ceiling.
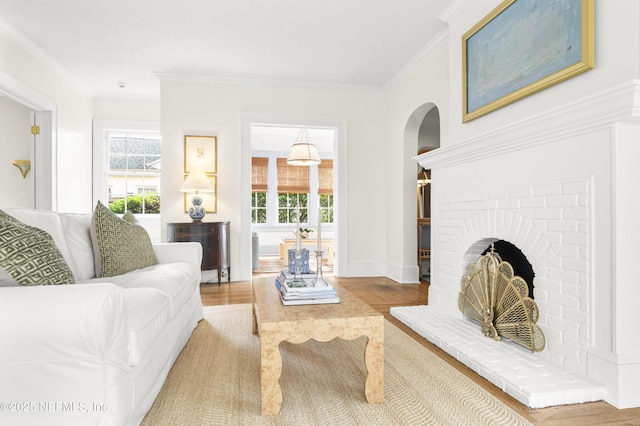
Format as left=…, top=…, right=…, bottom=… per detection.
left=0, top=0, right=452, bottom=98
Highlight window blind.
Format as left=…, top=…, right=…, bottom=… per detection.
left=277, top=158, right=309, bottom=193
left=318, top=159, right=333, bottom=195
left=251, top=157, right=269, bottom=192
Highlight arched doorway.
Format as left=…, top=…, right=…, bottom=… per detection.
left=403, top=103, right=440, bottom=283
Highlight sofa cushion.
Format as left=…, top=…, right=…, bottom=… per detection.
left=84, top=262, right=197, bottom=319
left=122, top=211, right=137, bottom=223
left=0, top=267, right=19, bottom=287
left=90, top=201, right=157, bottom=277
left=59, top=213, right=96, bottom=281
left=123, top=287, right=172, bottom=366
left=0, top=209, right=75, bottom=285
left=1, top=207, right=76, bottom=274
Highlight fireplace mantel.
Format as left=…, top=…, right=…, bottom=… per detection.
left=415, top=80, right=640, bottom=171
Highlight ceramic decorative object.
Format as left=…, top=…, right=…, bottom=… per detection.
left=293, top=228, right=313, bottom=239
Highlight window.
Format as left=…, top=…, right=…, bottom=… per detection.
left=107, top=132, right=161, bottom=214
left=249, top=154, right=334, bottom=227
left=277, top=158, right=309, bottom=224
left=251, top=192, right=267, bottom=223
left=251, top=157, right=268, bottom=223
left=320, top=194, right=334, bottom=223
left=278, top=193, right=307, bottom=223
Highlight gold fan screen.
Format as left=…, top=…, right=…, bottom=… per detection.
left=458, top=247, right=545, bottom=352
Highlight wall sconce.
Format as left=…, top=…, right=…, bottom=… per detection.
left=11, top=160, right=30, bottom=178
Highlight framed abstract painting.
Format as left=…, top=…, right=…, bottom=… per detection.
left=462, top=0, right=594, bottom=122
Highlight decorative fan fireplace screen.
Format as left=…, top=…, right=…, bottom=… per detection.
left=458, top=246, right=545, bottom=352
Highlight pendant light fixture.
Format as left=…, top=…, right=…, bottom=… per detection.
left=286, top=128, right=321, bottom=166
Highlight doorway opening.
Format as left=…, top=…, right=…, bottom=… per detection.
left=250, top=124, right=335, bottom=277
left=241, top=113, right=346, bottom=281
left=406, top=103, right=440, bottom=283
left=0, top=71, right=56, bottom=210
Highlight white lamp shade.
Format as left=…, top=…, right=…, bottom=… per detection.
left=180, top=171, right=215, bottom=193
left=286, top=128, right=321, bottom=166
left=287, top=143, right=321, bottom=166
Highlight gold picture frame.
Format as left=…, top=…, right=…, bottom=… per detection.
left=184, top=135, right=217, bottom=213
left=184, top=135, right=217, bottom=174
left=462, top=0, right=594, bottom=122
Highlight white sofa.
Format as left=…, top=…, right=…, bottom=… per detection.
left=0, top=207, right=204, bottom=426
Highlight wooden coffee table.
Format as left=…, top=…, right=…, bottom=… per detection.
left=252, top=276, right=384, bottom=415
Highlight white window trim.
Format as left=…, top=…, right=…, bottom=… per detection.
left=92, top=120, right=160, bottom=207
left=92, top=120, right=162, bottom=242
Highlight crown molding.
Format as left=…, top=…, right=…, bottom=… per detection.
left=384, top=28, right=449, bottom=91
left=92, top=92, right=160, bottom=102
left=155, top=72, right=384, bottom=93
left=0, top=17, right=92, bottom=97
left=0, top=69, right=56, bottom=111
left=438, top=0, right=472, bottom=23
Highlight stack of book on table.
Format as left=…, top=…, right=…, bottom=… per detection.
left=275, top=270, right=340, bottom=306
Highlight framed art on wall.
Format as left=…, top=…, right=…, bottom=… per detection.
left=462, top=0, right=594, bottom=122
left=184, top=135, right=216, bottom=174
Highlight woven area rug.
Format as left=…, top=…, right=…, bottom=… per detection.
left=141, top=304, right=532, bottom=425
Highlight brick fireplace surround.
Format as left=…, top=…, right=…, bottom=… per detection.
left=392, top=81, right=640, bottom=409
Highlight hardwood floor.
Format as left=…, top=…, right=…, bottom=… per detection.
left=200, top=272, right=640, bottom=425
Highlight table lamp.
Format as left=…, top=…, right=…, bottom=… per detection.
left=180, top=171, right=214, bottom=222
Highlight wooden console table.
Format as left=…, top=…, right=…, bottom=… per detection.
left=167, top=221, right=230, bottom=283
left=279, top=238, right=334, bottom=266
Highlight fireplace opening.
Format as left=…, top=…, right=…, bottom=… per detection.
left=482, top=240, right=535, bottom=299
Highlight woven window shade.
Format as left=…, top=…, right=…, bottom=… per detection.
left=318, top=159, right=333, bottom=195
left=277, top=158, right=309, bottom=193
left=252, top=157, right=269, bottom=192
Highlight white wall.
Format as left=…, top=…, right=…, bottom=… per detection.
left=0, top=31, right=93, bottom=213
left=385, top=0, right=640, bottom=285
left=0, top=96, right=32, bottom=207
left=385, top=34, right=450, bottom=283
left=160, top=79, right=387, bottom=281
left=93, top=97, right=160, bottom=122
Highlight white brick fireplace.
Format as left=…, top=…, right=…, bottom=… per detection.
left=392, top=81, right=640, bottom=409
left=438, top=179, right=591, bottom=371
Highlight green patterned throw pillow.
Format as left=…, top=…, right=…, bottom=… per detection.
left=90, top=201, right=157, bottom=277
left=0, top=209, right=75, bottom=285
